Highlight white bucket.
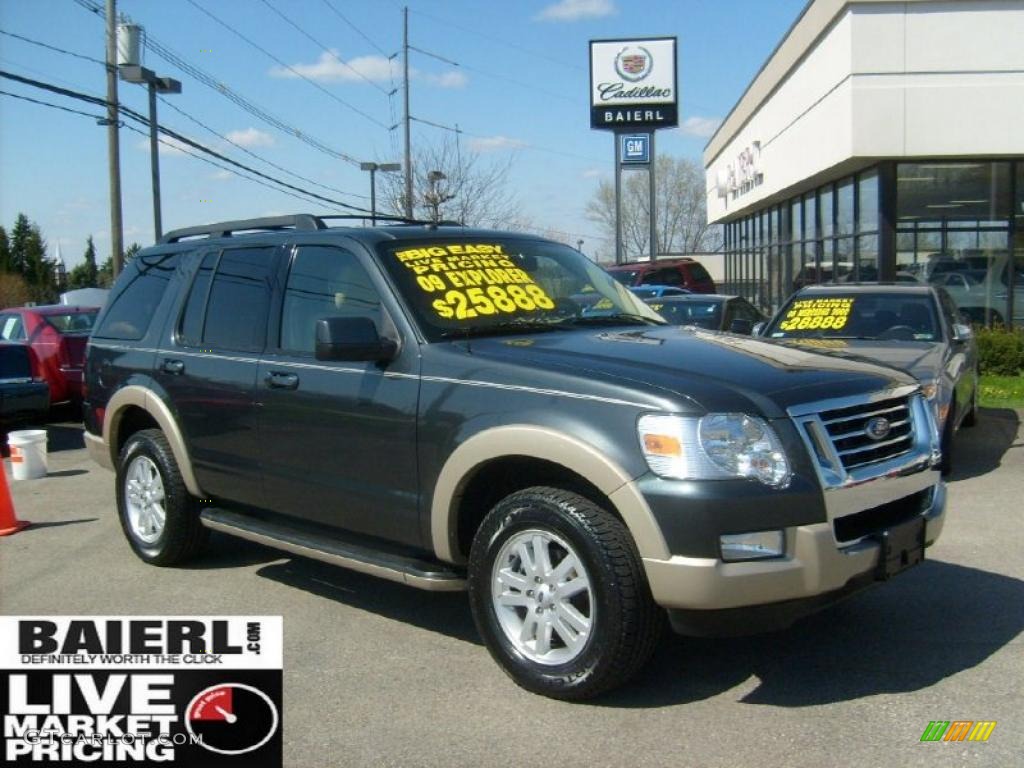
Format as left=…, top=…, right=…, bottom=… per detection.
left=8, top=429, right=48, bottom=481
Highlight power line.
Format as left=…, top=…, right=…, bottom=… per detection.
left=258, top=0, right=391, bottom=95
left=409, top=7, right=585, bottom=73
left=0, top=88, right=339, bottom=211
left=320, top=0, right=390, bottom=57
left=71, top=0, right=364, bottom=166
left=183, top=0, right=389, bottom=129
left=0, top=70, right=373, bottom=214
left=0, top=28, right=106, bottom=67
left=157, top=97, right=370, bottom=202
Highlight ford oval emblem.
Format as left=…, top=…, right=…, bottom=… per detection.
left=865, top=416, right=892, bottom=441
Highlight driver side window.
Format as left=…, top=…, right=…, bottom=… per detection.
left=280, top=246, right=382, bottom=355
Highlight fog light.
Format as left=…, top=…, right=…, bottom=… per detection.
left=720, top=530, right=785, bottom=562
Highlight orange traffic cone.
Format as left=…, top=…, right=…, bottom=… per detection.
left=0, top=458, right=29, bottom=536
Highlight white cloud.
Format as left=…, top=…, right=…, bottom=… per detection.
left=423, top=70, right=468, bottom=89
left=581, top=168, right=604, bottom=179
left=679, top=116, right=722, bottom=138
left=225, top=127, right=274, bottom=148
left=468, top=135, right=527, bottom=153
left=209, top=170, right=234, bottom=181
left=270, top=51, right=397, bottom=82
left=269, top=50, right=464, bottom=88
left=535, top=0, right=615, bottom=22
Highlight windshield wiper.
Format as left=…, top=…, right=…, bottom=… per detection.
left=438, top=318, right=562, bottom=339
left=556, top=313, right=665, bottom=327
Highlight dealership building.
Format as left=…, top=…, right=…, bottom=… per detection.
left=704, top=0, right=1024, bottom=325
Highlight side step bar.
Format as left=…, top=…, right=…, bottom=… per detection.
left=200, top=509, right=466, bottom=592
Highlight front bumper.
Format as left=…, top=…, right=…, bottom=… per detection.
left=644, top=480, right=945, bottom=635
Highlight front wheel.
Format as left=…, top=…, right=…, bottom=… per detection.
left=468, top=487, right=662, bottom=700
left=116, top=429, right=208, bottom=566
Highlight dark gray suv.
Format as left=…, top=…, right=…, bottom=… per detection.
left=85, top=215, right=947, bottom=700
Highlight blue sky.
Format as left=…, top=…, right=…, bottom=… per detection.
left=0, top=0, right=805, bottom=267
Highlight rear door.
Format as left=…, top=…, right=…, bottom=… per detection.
left=256, top=240, right=421, bottom=546
left=155, top=244, right=278, bottom=507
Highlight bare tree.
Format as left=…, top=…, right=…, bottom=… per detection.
left=585, top=155, right=721, bottom=260
left=380, top=138, right=527, bottom=229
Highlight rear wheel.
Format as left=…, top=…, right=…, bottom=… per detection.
left=116, top=429, right=207, bottom=565
left=468, top=487, right=662, bottom=700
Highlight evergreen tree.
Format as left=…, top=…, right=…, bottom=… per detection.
left=0, top=226, right=10, bottom=273
left=67, top=236, right=100, bottom=289
left=9, top=214, right=32, bottom=275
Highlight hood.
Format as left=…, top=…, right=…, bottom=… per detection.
left=778, top=339, right=943, bottom=384
left=464, top=326, right=915, bottom=418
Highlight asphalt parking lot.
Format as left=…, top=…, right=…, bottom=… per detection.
left=2, top=409, right=1022, bottom=768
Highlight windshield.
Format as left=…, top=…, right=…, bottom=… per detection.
left=377, top=238, right=664, bottom=341
left=45, top=311, right=99, bottom=333
left=649, top=300, right=722, bottom=329
left=766, top=293, right=940, bottom=342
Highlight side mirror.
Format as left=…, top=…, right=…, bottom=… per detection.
left=952, top=323, right=973, bottom=343
left=729, top=318, right=754, bottom=335
left=315, top=316, right=397, bottom=362
left=751, top=321, right=767, bottom=337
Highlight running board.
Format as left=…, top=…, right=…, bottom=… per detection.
left=199, top=509, right=466, bottom=592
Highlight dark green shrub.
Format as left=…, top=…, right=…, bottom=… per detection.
left=976, top=326, right=1024, bottom=376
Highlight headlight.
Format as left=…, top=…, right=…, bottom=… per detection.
left=920, top=381, right=938, bottom=401
left=638, top=413, right=791, bottom=488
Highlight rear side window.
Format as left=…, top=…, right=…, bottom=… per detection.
left=0, top=314, right=25, bottom=341
left=689, top=263, right=712, bottom=282
left=44, top=311, right=99, bottom=333
left=94, top=253, right=180, bottom=340
left=178, top=251, right=218, bottom=347
left=202, top=247, right=276, bottom=352
left=644, top=268, right=683, bottom=286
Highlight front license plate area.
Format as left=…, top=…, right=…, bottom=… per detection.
left=874, top=516, right=926, bottom=580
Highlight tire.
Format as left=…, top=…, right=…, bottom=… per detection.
left=116, top=428, right=208, bottom=566
left=467, top=486, right=663, bottom=700
left=939, top=410, right=954, bottom=477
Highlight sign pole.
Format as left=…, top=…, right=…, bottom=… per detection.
left=614, top=133, right=623, bottom=264
left=648, top=130, right=657, bottom=259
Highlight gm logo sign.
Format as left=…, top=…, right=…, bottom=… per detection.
left=621, top=133, right=650, bottom=164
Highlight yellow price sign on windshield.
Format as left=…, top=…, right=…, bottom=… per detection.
left=393, top=243, right=555, bottom=320
left=778, top=297, right=853, bottom=332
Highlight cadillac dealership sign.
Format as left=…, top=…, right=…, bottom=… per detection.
left=589, top=37, right=678, bottom=130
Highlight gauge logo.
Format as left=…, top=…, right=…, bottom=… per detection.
left=185, top=683, right=279, bottom=756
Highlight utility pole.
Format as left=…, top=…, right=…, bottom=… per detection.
left=105, top=0, right=124, bottom=277
left=402, top=6, right=412, bottom=219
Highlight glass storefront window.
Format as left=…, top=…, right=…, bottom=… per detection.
left=837, top=178, right=854, bottom=237
left=858, top=170, right=878, bottom=233
left=857, top=235, right=879, bottom=281
left=820, top=185, right=834, bottom=240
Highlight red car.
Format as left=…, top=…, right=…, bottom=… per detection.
left=606, top=257, right=717, bottom=294
left=0, top=305, right=99, bottom=406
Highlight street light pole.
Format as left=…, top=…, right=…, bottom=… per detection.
left=425, top=170, right=453, bottom=224
left=360, top=162, right=402, bottom=225
left=147, top=81, right=161, bottom=239
left=120, top=65, right=181, bottom=241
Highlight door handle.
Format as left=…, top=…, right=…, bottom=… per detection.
left=265, top=371, right=300, bottom=390
left=161, top=359, right=185, bottom=375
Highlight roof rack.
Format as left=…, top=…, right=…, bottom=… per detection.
left=159, top=213, right=464, bottom=244
left=159, top=215, right=325, bottom=244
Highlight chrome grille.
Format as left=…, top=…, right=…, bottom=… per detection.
left=819, top=395, right=914, bottom=470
